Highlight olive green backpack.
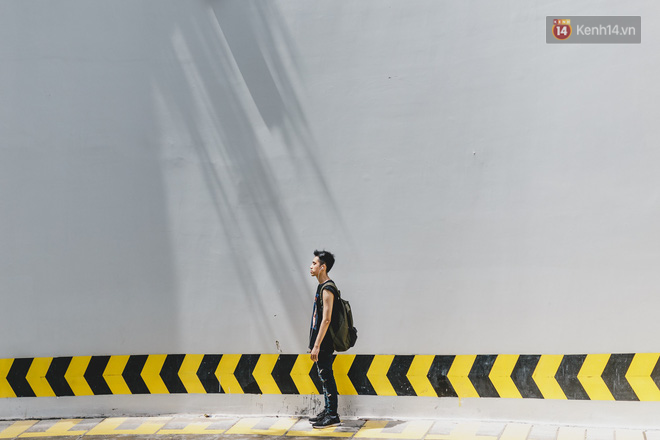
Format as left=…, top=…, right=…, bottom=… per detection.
left=323, top=281, right=358, bottom=352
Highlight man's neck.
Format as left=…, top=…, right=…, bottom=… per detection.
left=316, top=273, right=330, bottom=284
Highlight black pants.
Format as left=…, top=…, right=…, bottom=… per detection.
left=316, top=350, right=338, bottom=416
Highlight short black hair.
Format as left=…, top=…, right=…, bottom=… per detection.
left=314, top=250, right=335, bottom=272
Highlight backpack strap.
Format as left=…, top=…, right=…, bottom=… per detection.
left=321, top=280, right=340, bottom=299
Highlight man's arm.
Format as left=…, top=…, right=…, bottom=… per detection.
left=310, top=289, right=334, bottom=362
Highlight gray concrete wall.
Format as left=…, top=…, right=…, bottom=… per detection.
left=0, top=0, right=658, bottom=420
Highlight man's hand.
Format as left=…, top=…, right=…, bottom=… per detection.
left=310, top=345, right=320, bottom=362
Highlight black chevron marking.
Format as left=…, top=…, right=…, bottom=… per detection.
left=387, top=355, right=415, bottom=396
left=271, top=355, right=297, bottom=395
left=46, top=357, right=74, bottom=397
left=5, top=352, right=650, bottom=401
left=310, top=357, right=323, bottom=394
left=235, top=355, right=261, bottom=394
left=602, top=354, right=637, bottom=401
left=469, top=355, right=499, bottom=398
left=556, top=355, right=589, bottom=400
left=161, top=355, right=186, bottom=394
left=198, top=355, right=222, bottom=393
left=84, top=356, right=112, bottom=395
left=428, top=356, right=457, bottom=397
left=349, top=355, right=376, bottom=395
left=650, top=355, right=660, bottom=397
left=7, top=358, right=34, bottom=397
left=512, top=355, right=543, bottom=398
left=123, top=355, right=149, bottom=394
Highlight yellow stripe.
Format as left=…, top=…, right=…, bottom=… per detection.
left=19, top=419, right=87, bottom=437
left=406, top=355, right=436, bottom=397
left=158, top=423, right=226, bottom=435
left=396, top=421, right=434, bottom=440
left=334, top=354, right=357, bottom=395
left=447, top=355, right=479, bottom=398
left=489, top=355, right=522, bottom=399
left=367, top=355, right=397, bottom=396
left=355, top=420, right=432, bottom=439
left=216, top=354, right=243, bottom=394
left=286, top=429, right=352, bottom=437
left=354, top=421, right=389, bottom=438
left=290, top=355, right=319, bottom=395
left=426, top=422, right=493, bottom=440
left=141, top=355, right=169, bottom=394
left=0, top=359, right=16, bottom=398
left=225, top=419, right=260, bottom=435
left=226, top=418, right=298, bottom=436
left=65, top=357, right=93, bottom=396
left=86, top=417, right=170, bottom=435
left=26, top=358, right=55, bottom=397
left=0, top=422, right=38, bottom=439
left=178, top=355, right=206, bottom=394
left=577, top=354, right=614, bottom=401
left=103, top=355, right=132, bottom=395
left=626, top=353, right=660, bottom=401
left=253, top=354, right=281, bottom=394
left=532, top=355, right=566, bottom=400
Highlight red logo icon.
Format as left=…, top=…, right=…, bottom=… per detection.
left=553, top=19, right=572, bottom=40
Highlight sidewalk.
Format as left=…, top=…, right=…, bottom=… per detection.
left=0, top=415, right=656, bottom=440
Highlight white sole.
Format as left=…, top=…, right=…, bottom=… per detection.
left=312, top=422, right=342, bottom=429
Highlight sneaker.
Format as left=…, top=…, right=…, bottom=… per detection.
left=312, top=414, right=341, bottom=429
left=309, top=410, right=327, bottom=423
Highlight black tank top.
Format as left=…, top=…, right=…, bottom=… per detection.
left=308, top=280, right=338, bottom=351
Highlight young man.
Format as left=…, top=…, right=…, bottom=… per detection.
left=308, top=250, right=341, bottom=428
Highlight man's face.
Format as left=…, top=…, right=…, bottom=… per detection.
left=310, top=256, right=324, bottom=277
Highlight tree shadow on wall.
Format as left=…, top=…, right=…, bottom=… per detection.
left=151, top=1, right=351, bottom=349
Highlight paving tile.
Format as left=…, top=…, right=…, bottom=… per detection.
left=614, top=430, right=644, bottom=440
left=0, top=416, right=657, bottom=440
left=426, top=421, right=460, bottom=437
left=0, top=421, right=40, bottom=439
left=500, top=424, right=532, bottom=440
left=86, top=437, right=163, bottom=440
left=556, top=427, right=585, bottom=440
left=529, top=425, right=559, bottom=440
left=154, top=436, right=227, bottom=440
left=224, top=417, right=298, bottom=436
left=475, top=422, right=506, bottom=438
left=18, top=419, right=91, bottom=437
left=158, top=417, right=239, bottom=435
left=585, top=427, right=614, bottom=440
left=86, top=417, right=172, bottom=436
left=425, top=421, right=498, bottom=439
left=354, top=420, right=433, bottom=439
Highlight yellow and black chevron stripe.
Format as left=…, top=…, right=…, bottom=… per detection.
left=2, top=353, right=660, bottom=401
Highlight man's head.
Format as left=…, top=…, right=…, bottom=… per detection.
left=313, top=249, right=335, bottom=273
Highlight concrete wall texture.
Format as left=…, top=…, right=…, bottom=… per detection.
left=1, top=0, right=659, bottom=421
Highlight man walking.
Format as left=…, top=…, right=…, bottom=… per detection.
left=308, top=250, right=341, bottom=428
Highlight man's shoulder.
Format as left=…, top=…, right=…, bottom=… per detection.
left=322, top=280, right=338, bottom=295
